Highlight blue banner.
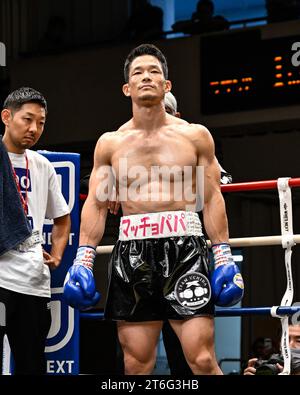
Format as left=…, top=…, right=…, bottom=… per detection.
left=40, top=151, right=80, bottom=375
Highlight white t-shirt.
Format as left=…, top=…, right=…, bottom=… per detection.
left=0, top=149, right=70, bottom=298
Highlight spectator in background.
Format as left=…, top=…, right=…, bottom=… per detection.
left=122, top=0, right=164, bottom=41
left=244, top=323, right=300, bottom=375
left=266, top=0, right=300, bottom=24
left=192, top=0, right=214, bottom=30
left=250, top=337, right=278, bottom=360
left=191, top=0, right=229, bottom=34
left=172, top=0, right=229, bottom=36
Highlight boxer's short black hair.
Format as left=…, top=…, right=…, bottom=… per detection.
left=124, top=43, right=168, bottom=83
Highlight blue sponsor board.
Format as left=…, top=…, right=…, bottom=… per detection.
left=40, top=152, right=80, bottom=375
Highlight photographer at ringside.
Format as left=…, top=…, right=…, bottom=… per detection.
left=244, top=323, right=300, bottom=375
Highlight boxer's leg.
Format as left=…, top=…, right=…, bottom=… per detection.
left=170, top=316, right=222, bottom=375
left=117, top=320, right=163, bottom=374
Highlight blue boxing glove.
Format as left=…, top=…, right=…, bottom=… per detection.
left=63, top=246, right=101, bottom=309
left=211, top=243, right=244, bottom=307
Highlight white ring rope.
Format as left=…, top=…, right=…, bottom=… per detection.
left=277, top=177, right=295, bottom=375
left=96, top=234, right=300, bottom=255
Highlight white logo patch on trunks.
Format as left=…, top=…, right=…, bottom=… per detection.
left=175, top=272, right=211, bottom=310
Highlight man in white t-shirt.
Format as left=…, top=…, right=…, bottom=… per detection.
left=0, top=87, right=71, bottom=374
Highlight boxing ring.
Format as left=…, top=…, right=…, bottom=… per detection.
left=86, top=177, right=300, bottom=375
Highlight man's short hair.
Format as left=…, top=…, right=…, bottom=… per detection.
left=289, top=314, right=300, bottom=326
left=164, top=92, right=177, bottom=115
left=3, top=87, right=47, bottom=114
left=124, top=43, right=168, bottom=83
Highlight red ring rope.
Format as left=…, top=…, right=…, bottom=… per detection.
left=221, top=177, right=300, bottom=192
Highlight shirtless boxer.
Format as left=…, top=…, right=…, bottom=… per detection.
left=64, top=43, right=244, bottom=375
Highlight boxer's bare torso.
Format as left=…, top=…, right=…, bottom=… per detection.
left=95, top=115, right=217, bottom=215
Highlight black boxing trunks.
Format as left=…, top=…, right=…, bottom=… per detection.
left=104, top=211, right=214, bottom=321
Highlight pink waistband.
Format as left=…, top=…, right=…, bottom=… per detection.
left=119, top=211, right=202, bottom=241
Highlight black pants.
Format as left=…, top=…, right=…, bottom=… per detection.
left=0, top=287, right=51, bottom=375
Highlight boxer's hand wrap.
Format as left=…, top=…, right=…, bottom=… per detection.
left=63, top=246, right=101, bottom=309
left=211, top=243, right=244, bottom=307
left=74, top=245, right=96, bottom=271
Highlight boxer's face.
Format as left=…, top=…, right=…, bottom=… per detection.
left=123, top=55, right=171, bottom=103
left=2, top=102, right=46, bottom=153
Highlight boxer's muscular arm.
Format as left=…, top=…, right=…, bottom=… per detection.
left=196, top=125, right=229, bottom=244
left=194, top=125, right=244, bottom=307
left=79, top=133, right=113, bottom=248
left=63, top=134, right=114, bottom=309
